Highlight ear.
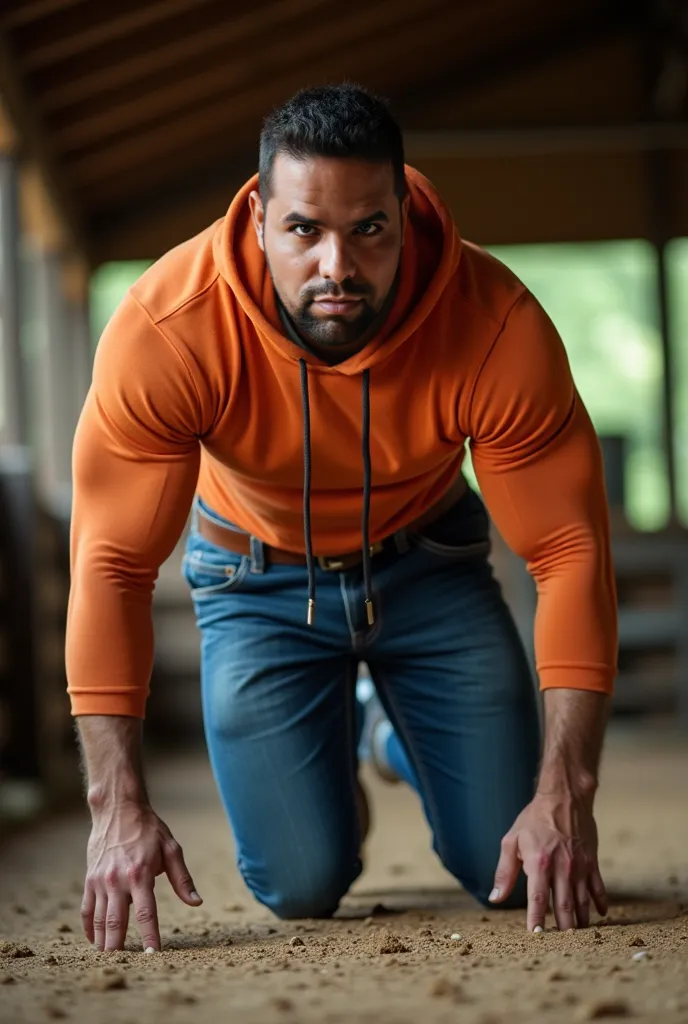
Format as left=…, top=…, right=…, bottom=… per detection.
left=248, top=190, right=265, bottom=252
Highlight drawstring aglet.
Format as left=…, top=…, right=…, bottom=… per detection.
left=307, top=599, right=315, bottom=626
left=365, top=598, right=375, bottom=626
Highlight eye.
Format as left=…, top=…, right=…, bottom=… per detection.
left=355, top=222, right=383, bottom=236
left=290, top=224, right=317, bottom=237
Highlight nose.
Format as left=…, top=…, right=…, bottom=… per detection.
left=319, top=235, right=357, bottom=284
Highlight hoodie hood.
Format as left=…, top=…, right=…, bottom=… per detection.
left=212, top=165, right=462, bottom=376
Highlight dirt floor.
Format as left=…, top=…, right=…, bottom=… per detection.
left=1, top=719, right=687, bottom=1024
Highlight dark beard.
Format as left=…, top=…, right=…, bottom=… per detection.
left=267, top=261, right=401, bottom=353
left=291, top=295, right=380, bottom=347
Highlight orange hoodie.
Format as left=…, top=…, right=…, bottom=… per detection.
left=67, top=166, right=617, bottom=718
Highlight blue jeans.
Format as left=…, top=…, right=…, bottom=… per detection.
left=182, top=488, right=539, bottom=918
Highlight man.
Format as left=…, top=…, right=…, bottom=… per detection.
left=67, top=84, right=617, bottom=955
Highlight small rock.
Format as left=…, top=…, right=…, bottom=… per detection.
left=372, top=928, right=409, bottom=955
left=575, top=998, right=631, bottom=1020
left=0, top=973, right=16, bottom=985
left=632, top=950, right=650, bottom=962
left=12, top=905, right=28, bottom=915
left=89, top=968, right=128, bottom=991
left=450, top=933, right=462, bottom=941
left=289, top=936, right=305, bottom=947
left=363, top=917, right=375, bottom=926
left=429, top=976, right=467, bottom=1002
left=57, top=924, right=72, bottom=934
left=628, top=935, right=645, bottom=947
left=458, top=941, right=473, bottom=956
left=0, top=943, right=34, bottom=959
left=272, top=997, right=294, bottom=1012
left=42, top=955, right=59, bottom=966
left=546, top=968, right=567, bottom=982
left=418, top=927, right=433, bottom=938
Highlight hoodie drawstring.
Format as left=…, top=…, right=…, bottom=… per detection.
left=299, top=358, right=316, bottom=625
left=361, top=369, right=375, bottom=626
left=298, top=358, right=375, bottom=628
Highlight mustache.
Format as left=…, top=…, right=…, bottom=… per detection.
left=302, top=282, right=370, bottom=302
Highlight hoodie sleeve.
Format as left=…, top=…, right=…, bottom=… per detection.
left=467, top=289, right=618, bottom=695
left=66, top=293, right=202, bottom=718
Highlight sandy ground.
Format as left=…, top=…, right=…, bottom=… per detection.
left=1, top=720, right=687, bottom=1024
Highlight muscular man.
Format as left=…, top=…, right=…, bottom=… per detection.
left=67, top=84, right=617, bottom=953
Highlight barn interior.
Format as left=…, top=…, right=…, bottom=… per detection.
left=0, top=2, right=687, bottom=1022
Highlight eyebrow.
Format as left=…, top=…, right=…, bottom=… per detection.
left=281, top=209, right=389, bottom=227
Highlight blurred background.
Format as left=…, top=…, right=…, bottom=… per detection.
left=1, top=0, right=687, bottom=823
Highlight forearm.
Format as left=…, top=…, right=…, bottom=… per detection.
left=537, top=688, right=610, bottom=800
left=76, top=715, right=149, bottom=813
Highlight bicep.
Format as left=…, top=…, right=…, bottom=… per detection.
left=71, top=392, right=200, bottom=577
left=471, top=394, right=607, bottom=566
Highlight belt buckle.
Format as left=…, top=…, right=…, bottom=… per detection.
left=318, top=555, right=345, bottom=572
left=317, top=542, right=384, bottom=573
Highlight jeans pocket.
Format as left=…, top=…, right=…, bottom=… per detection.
left=182, top=548, right=250, bottom=597
left=411, top=491, right=492, bottom=561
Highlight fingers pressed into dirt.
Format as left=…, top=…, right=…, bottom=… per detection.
left=104, top=889, right=131, bottom=951
left=525, top=862, right=550, bottom=932
left=589, top=863, right=608, bottom=916
left=80, top=885, right=96, bottom=945
left=93, top=892, right=108, bottom=951
left=552, top=854, right=575, bottom=931
left=489, top=834, right=520, bottom=905
left=131, top=883, right=161, bottom=951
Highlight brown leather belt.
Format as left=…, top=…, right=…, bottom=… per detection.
left=196, top=475, right=467, bottom=572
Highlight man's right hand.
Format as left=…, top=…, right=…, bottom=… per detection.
left=82, top=802, right=202, bottom=951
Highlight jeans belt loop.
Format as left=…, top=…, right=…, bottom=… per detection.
left=393, top=528, right=410, bottom=554
left=249, top=535, right=265, bottom=574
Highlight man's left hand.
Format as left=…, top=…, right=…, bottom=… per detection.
left=488, top=791, right=608, bottom=931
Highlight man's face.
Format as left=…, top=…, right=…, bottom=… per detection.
left=249, top=154, right=408, bottom=349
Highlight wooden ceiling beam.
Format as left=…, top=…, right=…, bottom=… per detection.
left=397, top=0, right=645, bottom=122
left=20, top=0, right=214, bottom=71
left=0, top=29, right=88, bottom=258
left=51, top=0, right=438, bottom=154
left=40, top=0, right=328, bottom=113
left=66, top=0, right=529, bottom=186
left=87, top=1, right=640, bottom=237
left=1, top=0, right=86, bottom=28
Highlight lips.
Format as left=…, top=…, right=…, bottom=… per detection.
left=312, top=298, right=363, bottom=315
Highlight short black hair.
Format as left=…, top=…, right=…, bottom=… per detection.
left=258, top=83, right=405, bottom=203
